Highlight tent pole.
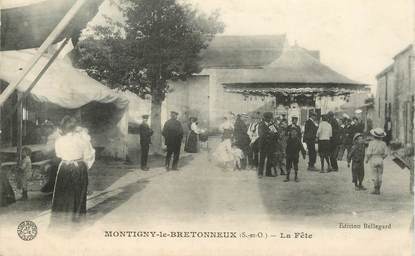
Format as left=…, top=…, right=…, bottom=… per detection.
left=5, top=37, right=71, bottom=121
left=0, top=0, right=87, bottom=107
left=17, top=93, right=23, bottom=165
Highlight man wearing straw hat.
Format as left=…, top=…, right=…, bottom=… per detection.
left=366, top=128, right=388, bottom=195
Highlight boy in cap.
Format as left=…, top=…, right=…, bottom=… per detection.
left=139, top=115, right=153, bottom=170
left=347, top=133, right=366, bottom=190
left=284, top=129, right=306, bottom=182
left=366, top=128, right=388, bottom=194
left=287, top=116, right=302, bottom=139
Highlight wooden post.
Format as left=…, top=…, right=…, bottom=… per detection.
left=0, top=0, right=88, bottom=107
left=17, top=93, right=23, bottom=165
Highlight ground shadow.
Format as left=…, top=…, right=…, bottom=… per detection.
left=85, top=178, right=151, bottom=226
left=257, top=157, right=413, bottom=223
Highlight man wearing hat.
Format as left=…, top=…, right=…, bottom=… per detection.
left=162, top=111, right=184, bottom=171
left=327, top=111, right=340, bottom=172
left=258, top=112, right=278, bottom=177
left=139, top=115, right=153, bottom=171
left=247, top=112, right=261, bottom=169
left=366, top=128, right=388, bottom=194
left=303, top=112, right=318, bottom=171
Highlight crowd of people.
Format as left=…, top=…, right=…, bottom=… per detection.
left=212, top=110, right=393, bottom=195
left=0, top=109, right=412, bottom=228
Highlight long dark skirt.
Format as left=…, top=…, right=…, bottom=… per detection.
left=0, top=170, right=15, bottom=207
left=50, top=161, right=88, bottom=226
left=184, top=131, right=198, bottom=153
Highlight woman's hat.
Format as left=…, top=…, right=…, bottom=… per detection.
left=370, top=128, right=386, bottom=138
left=353, top=133, right=363, bottom=141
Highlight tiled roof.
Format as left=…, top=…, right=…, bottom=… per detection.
left=222, top=45, right=367, bottom=95
left=199, top=35, right=288, bottom=68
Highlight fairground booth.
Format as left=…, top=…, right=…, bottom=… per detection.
left=222, top=45, right=369, bottom=122
left=0, top=0, right=124, bottom=192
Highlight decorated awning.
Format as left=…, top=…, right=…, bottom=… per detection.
left=1, top=0, right=104, bottom=51
left=223, top=45, right=369, bottom=98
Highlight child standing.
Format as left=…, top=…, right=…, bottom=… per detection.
left=366, top=128, right=388, bottom=195
left=213, top=138, right=234, bottom=171
left=231, top=143, right=244, bottom=170
left=347, top=133, right=367, bottom=190
left=284, top=129, right=306, bottom=182
left=17, top=147, right=32, bottom=200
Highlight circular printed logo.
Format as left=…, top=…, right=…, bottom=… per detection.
left=17, top=220, right=38, bottom=241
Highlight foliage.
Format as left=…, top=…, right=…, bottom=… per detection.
left=73, top=0, right=224, bottom=104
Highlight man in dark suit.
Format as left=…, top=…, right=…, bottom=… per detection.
left=162, top=111, right=184, bottom=171
left=139, top=115, right=153, bottom=171
left=303, top=112, right=318, bottom=171
left=258, top=112, right=278, bottom=178
left=327, top=111, right=340, bottom=171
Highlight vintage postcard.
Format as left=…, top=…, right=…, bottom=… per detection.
left=0, top=0, right=414, bottom=255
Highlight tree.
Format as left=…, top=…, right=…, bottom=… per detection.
left=74, top=0, right=224, bottom=152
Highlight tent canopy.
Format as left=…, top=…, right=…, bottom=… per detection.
left=223, top=45, right=368, bottom=96
left=0, top=49, right=130, bottom=159
left=0, top=50, right=128, bottom=110
left=1, top=0, right=104, bottom=51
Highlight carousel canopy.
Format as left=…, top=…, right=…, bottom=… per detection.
left=1, top=0, right=104, bottom=51
left=223, top=45, right=368, bottom=97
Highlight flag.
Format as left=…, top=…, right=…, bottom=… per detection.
left=1, top=0, right=104, bottom=51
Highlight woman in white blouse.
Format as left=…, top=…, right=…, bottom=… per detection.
left=51, top=116, right=95, bottom=225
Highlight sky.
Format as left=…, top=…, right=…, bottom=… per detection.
left=4, top=0, right=413, bottom=88
left=186, top=0, right=414, bottom=87
left=91, top=0, right=414, bottom=89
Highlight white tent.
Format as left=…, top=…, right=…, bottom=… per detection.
left=0, top=49, right=130, bottom=159
left=0, top=49, right=128, bottom=109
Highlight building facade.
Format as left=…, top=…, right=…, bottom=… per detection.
left=164, top=35, right=324, bottom=130
left=375, top=45, right=415, bottom=145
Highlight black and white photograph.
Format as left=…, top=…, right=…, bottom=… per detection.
left=0, top=0, right=414, bottom=255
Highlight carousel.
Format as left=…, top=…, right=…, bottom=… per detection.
left=222, top=45, right=369, bottom=118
